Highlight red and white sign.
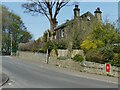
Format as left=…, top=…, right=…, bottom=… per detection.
left=105, top=63, right=111, bottom=73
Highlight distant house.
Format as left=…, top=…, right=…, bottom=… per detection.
left=52, top=5, right=102, bottom=41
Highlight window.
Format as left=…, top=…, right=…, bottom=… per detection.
left=61, top=29, right=65, bottom=38
left=54, top=31, right=56, bottom=39
left=87, top=16, right=90, bottom=21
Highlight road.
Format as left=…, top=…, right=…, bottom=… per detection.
left=2, top=56, right=119, bottom=88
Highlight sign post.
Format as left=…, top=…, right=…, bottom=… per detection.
left=46, top=30, right=49, bottom=64
left=10, top=34, right=13, bottom=56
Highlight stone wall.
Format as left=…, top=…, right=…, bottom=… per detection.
left=81, top=61, right=119, bottom=77
left=57, top=49, right=84, bottom=58
left=17, top=51, right=120, bottom=78
left=17, top=51, right=46, bottom=63
left=57, top=49, right=68, bottom=57
left=49, top=58, right=119, bottom=77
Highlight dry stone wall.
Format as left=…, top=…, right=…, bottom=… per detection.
left=17, top=51, right=120, bottom=77
left=57, top=49, right=84, bottom=58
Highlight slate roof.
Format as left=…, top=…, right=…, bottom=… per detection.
left=54, top=11, right=95, bottom=31
left=80, top=11, right=95, bottom=18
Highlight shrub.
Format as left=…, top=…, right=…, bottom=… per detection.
left=32, top=48, right=36, bottom=53
left=86, top=49, right=106, bottom=64
left=72, top=54, right=84, bottom=62
left=47, top=41, right=53, bottom=50
left=86, top=46, right=115, bottom=64
left=80, top=39, right=97, bottom=53
left=98, top=46, right=114, bottom=61
left=109, top=53, right=120, bottom=67
left=38, top=48, right=46, bottom=53
left=109, top=59, right=120, bottom=67
left=113, top=46, right=120, bottom=53
left=56, top=39, right=67, bottom=49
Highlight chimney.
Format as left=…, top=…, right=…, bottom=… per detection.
left=94, top=7, right=102, bottom=21
left=73, top=5, right=80, bottom=18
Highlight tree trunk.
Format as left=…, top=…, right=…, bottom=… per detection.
left=50, top=18, right=56, bottom=40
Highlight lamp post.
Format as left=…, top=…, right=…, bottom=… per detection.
left=10, top=33, right=13, bottom=56
left=9, top=10, right=13, bottom=56
left=46, top=30, right=49, bottom=64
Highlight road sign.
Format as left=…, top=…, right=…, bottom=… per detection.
left=105, top=63, right=111, bottom=73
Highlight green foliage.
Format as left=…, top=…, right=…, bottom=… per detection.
left=109, top=53, right=120, bottom=67
left=80, top=38, right=97, bottom=52
left=80, top=36, right=105, bottom=53
left=98, top=46, right=114, bottom=61
left=42, top=40, right=58, bottom=55
left=2, top=5, right=32, bottom=54
left=38, top=48, right=46, bottom=53
left=19, top=31, right=32, bottom=43
left=86, top=46, right=116, bottom=64
left=56, top=39, right=67, bottom=49
left=86, top=49, right=106, bottom=64
left=52, top=41, right=58, bottom=56
left=113, top=46, right=120, bottom=53
left=47, top=40, right=53, bottom=50
left=66, top=18, right=91, bottom=51
left=80, top=20, right=120, bottom=66
left=72, top=38, right=81, bottom=49
left=32, top=48, right=36, bottom=53
left=81, top=21, right=119, bottom=53
left=41, top=42, right=47, bottom=53
left=43, top=31, right=48, bottom=43
left=72, top=54, right=84, bottom=62
left=42, top=31, right=54, bottom=52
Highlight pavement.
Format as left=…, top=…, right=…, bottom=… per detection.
left=0, top=73, right=9, bottom=87
left=0, top=55, right=9, bottom=87
left=2, top=56, right=119, bottom=88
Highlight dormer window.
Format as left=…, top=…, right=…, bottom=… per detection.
left=87, top=16, right=90, bottom=21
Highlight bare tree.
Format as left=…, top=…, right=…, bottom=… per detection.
left=22, top=0, right=69, bottom=39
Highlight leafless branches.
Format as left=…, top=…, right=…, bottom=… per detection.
left=22, top=0, right=69, bottom=22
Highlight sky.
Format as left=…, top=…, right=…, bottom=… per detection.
left=2, top=1, right=118, bottom=40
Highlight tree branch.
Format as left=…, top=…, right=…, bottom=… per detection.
left=53, top=1, right=69, bottom=19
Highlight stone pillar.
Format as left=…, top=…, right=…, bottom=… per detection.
left=73, top=5, right=80, bottom=18
left=94, top=7, right=102, bottom=21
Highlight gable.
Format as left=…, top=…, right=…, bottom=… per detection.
left=80, top=11, right=95, bottom=21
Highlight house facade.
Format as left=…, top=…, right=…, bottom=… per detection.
left=52, top=5, right=102, bottom=41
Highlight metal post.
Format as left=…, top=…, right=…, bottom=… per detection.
left=10, top=34, right=13, bottom=56
left=46, top=30, right=49, bottom=64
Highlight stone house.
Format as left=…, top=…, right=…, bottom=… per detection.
left=52, top=5, right=102, bottom=41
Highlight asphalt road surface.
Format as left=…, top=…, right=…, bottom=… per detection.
left=2, top=56, right=119, bottom=88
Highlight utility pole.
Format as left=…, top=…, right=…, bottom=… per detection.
left=10, top=33, right=13, bottom=56
left=46, top=30, right=49, bottom=64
